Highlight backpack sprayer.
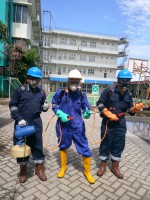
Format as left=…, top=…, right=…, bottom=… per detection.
left=10, top=125, right=36, bottom=158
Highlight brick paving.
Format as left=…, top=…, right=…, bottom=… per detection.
left=0, top=104, right=150, bottom=200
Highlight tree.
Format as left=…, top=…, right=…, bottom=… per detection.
left=0, top=21, right=40, bottom=83
left=0, top=21, right=7, bottom=63
left=23, top=48, right=40, bottom=67
left=6, top=43, right=40, bottom=84
left=0, top=20, right=7, bottom=42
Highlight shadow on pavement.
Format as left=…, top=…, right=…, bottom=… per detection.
left=0, top=117, right=13, bottom=128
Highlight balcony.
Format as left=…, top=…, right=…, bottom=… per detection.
left=43, top=58, right=117, bottom=69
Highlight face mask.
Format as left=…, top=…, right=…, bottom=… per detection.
left=118, top=79, right=131, bottom=89
left=29, top=80, right=39, bottom=88
left=70, top=84, right=78, bottom=92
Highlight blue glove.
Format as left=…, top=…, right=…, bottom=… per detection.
left=56, top=109, right=69, bottom=122
left=83, top=107, right=91, bottom=119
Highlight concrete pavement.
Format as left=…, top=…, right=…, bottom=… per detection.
left=0, top=105, right=150, bottom=200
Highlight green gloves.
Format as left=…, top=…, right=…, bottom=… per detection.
left=83, top=107, right=91, bottom=119
left=56, top=110, right=69, bottom=122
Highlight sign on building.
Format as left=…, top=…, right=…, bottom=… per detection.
left=92, top=85, right=99, bottom=95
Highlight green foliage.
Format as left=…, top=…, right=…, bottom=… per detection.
left=6, top=44, right=40, bottom=84
left=0, top=20, right=7, bottom=42
left=23, top=48, right=40, bottom=67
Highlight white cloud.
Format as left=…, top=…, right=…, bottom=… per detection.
left=129, top=44, right=150, bottom=59
left=104, top=15, right=116, bottom=22
left=116, top=0, right=150, bottom=60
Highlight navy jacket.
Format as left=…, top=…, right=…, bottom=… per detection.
left=96, top=86, right=134, bottom=119
left=9, top=84, right=46, bottom=123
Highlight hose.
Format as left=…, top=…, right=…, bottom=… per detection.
left=42, top=114, right=63, bottom=151
left=42, top=111, right=108, bottom=151
left=89, top=112, right=109, bottom=145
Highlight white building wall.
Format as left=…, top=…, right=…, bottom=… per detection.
left=12, top=22, right=31, bottom=40
left=12, top=0, right=41, bottom=52
left=41, top=30, right=126, bottom=92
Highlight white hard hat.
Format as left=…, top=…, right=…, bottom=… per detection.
left=68, top=69, right=82, bottom=80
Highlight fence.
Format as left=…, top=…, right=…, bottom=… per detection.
left=0, top=76, right=22, bottom=98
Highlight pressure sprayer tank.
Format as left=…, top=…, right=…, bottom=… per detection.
left=10, top=125, right=36, bottom=158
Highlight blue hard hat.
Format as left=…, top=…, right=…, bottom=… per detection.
left=117, top=69, right=132, bottom=79
left=27, top=66, right=43, bottom=78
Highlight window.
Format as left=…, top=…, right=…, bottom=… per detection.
left=82, top=84, right=86, bottom=92
left=43, top=66, right=52, bottom=76
left=44, top=38, right=47, bottom=46
left=63, top=67, right=66, bottom=73
left=89, top=55, right=95, bottom=62
left=68, top=68, right=71, bottom=73
left=47, top=38, right=50, bottom=46
left=69, top=54, right=75, bottom=60
left=47, top=52, right=50, bottom=61
left=80, top=55, right=86, bottom=61
left=13, top=4, right=27, bottom=24
left=43, top=51, right=47, bottom=61
left=50, top=36, right=54, bottom=44
left=44, top=66, right=49, bottom=76
left=90, top=41, right=96, bottom=48
left=87, top=84, right=92, bottom=93
left=81, top=40, right=87, bottom=47
left=82, top=69, right=86, bottom=74
left=58, top=66, right=61, bottom=75
left=63, top=53, right=67, bottom=59
left=59, top=82, right=67, bottom=89
left=58, top=53, right=62, bottom=60
left=70, top=38, right=76, bottom=46
left=88, top=69, right=94, bottom=75
left=104, top=72, right=107, bottom=78
left=49, top=66, right=52, bottom=74
left=60, top=38, right=67, bottom=45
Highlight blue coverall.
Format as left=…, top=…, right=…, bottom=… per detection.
left=52, top=89, right=92, bottom=157
left=96, top=86, right=134, bottom=161
left=9, top=85, right=46, bottom=164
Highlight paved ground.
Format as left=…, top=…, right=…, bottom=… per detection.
left=0, top=104, right=150, bottom=200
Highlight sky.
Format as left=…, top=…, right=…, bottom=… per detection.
left=41, top=0, right=150, bottom=65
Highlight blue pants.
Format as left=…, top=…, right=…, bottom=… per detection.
left=99, top=119, right=126, bottom=161
left=14, top=118, right=45, bottom=164
left=56, top=120, right=92, bottom=157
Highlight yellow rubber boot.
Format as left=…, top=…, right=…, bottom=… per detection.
left=83, top=157, right=95, bottom=184
left=57, top=150, right=67, bottom=178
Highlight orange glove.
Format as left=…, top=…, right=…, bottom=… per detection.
left=102, top=108, right=119, bottom=121
left=130, top=103, right=144, bottom=113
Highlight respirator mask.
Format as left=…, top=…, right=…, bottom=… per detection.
left=28, top=76, right=41, bottom=89
left=118, top=78, right=131, bottom=90
left=30, top=80, right=40, bottom=88
left=69, top=80, right=80, bottom=92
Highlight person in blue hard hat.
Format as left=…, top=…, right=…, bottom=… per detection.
left=52, top=69, right=95, bottom=184
left=9, top=66, right=49, bottom=183
left=96, top=69, right=144, bottom=179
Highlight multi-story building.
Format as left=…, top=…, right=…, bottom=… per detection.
left=41, top=29, right=127, bottom=93
left=0, top=0, right=41, bottom=97
left=0, top=0, right=41, bottom=70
